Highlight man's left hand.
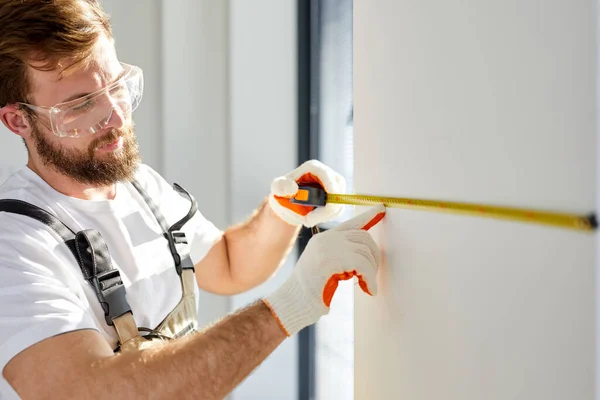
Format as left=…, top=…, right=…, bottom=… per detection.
left=269, top=160, right=346, bottom=227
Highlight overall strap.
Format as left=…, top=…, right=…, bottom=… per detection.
left=0, top=200, right=133, bottom=327
left=0, top=199, right=78, bottom=254
left=131, top=180, right=198, bottom=275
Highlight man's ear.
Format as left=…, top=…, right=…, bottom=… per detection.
left=0, top=105, right=32, bottom=138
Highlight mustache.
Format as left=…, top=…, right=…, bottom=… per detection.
left=90, top=128, right=128, bottom=151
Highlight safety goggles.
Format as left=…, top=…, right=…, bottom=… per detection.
left=18, top=63, right=143, bottom=138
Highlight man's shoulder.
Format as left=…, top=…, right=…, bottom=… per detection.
left=0, top=166, right=34, bottom=199
left=0, top=207, right=64, bottom=262
left=0, top=164, right=20, bottom=186
left=0, top=168, right=56, bottom=223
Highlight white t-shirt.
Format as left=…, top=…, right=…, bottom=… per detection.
left=0, top=164, right=222, bottom=399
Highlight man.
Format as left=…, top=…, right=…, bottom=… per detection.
left=0, top=1, right=385, bottom=399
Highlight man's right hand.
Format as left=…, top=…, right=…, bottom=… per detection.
left=263, top=205, right=386, bottom=336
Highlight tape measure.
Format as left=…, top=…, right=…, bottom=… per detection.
left=291, top=186, right=597, bottom=232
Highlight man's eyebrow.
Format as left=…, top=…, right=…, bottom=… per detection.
left=59, top=69, right=127, bottom=103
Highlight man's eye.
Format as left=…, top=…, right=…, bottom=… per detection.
left=72, top=100, right=94, bottom=112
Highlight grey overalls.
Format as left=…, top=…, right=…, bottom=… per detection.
left=0, top=180, right=199, bottom=352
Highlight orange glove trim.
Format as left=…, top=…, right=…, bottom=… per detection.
left=323, top=270, right=372, bottom=307
left=361, top=211, right=386, bottom=231
left=321, top=209, right=385, bottom=307
left=274, top=173, right=325, bottom=216
left=262, top=298, right=291, bottom=337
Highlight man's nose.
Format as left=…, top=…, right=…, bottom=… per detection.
left=102, top=101, right=126, bottom=130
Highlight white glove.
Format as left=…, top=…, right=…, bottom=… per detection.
left=263, top=205, right=386, bottom=336
left=269, top=160, right=346, bottom=227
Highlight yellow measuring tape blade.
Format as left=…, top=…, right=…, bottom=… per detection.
left=326, top=193, right=597, bottom=232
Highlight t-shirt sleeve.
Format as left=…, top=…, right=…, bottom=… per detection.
left=136, top=164, right=224, bottom=265
left=0, top=216, right=99, bottom=380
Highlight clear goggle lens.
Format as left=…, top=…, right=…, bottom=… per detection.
left=19, top=63, right=143, bottom=138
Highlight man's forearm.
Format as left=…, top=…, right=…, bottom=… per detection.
left=92, top=302, right=285, bottom=400
left=224, top=200, right=300, bottom=289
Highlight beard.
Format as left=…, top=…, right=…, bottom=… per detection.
left=30, top=120, right=141, bottom=186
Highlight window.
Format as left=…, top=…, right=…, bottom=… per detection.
left=297, top=1, right=354, bottom=399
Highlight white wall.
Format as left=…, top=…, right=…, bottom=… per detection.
left=354, top=1, right=596, bottom=399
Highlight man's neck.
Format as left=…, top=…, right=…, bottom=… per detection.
left=27, top=159, right=117, bottom=201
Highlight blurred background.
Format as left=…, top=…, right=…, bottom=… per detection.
left=0, top=1, right=355, bottom=399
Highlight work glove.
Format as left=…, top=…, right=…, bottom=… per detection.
left=269, top=160, right=346, bottom=227
left=263, top=205, right=386, bottom=336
